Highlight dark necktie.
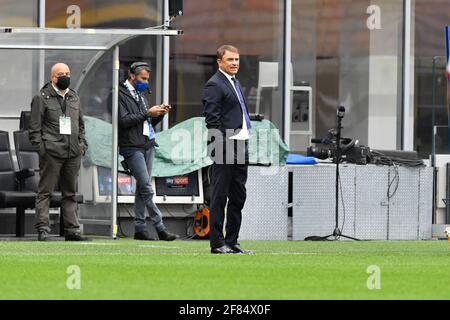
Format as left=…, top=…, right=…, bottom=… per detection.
left=231, top=77, right=252, bottom=129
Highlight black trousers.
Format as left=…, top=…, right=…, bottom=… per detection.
left=209, top=162, right=248, bottom=249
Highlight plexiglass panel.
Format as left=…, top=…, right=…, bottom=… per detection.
left=291, top=0, right=404, bottom=153
left=414, top=1, right=450, bottom=158
left=169, top=1, right=285, bottom=132
left=0, top=31, right=115, bottom=49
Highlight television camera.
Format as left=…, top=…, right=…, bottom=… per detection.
left=307, top=128, right=371, bottom=165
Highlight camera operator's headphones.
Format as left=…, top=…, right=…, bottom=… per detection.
left=129, top=62, right=152, bottom=94
left=129, top=62, right=150, bottom=75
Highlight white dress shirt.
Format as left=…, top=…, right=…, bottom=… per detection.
left=219, top=68, right=249, bottom=140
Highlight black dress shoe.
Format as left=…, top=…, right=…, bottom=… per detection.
left=211, top=245, right=235, bottom=254
left=228, top=244, right=253, bottom=254
left=157, top=230, right=178, bottom=241
left=134, top=231, right=156, bottom=241
left=38, top=230, right=49, bottom=241
left=65, top=232, right=90, bottom=241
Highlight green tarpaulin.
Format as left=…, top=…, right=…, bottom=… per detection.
left=83, top=116, right=289, bottom=177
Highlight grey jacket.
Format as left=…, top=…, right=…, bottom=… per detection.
left=29, top=82, right=88, bottom=159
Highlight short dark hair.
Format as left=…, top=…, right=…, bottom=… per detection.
left=217, top=45, right=239, bottom=60
left=128, top=62, right=150, bottom=78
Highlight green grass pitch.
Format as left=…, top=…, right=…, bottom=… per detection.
left=0, top=239, right=449, bottom=299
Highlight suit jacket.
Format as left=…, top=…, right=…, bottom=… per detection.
left=202, top=70, right=250, bottom=134
left=203, top=70, right=250, bottom=162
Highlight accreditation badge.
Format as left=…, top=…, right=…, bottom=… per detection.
left=143, top=121, right=150, bottom=137
left=59, top=116, right=72, bottom=135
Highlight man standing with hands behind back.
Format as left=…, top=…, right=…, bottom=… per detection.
left=118, top=61, right=178, bottom=241
left=29, top=62, right=89, bottom=241
left=203, top=45, right=253, bottom=254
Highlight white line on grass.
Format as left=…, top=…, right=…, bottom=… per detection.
left=267, top=252, right=319, bottom=255
left=0, top=251, right=319, bottom=256
left=72, top=242, right=119, bottom=246
left=0, top=252, right=193, bottom=256
left=138, top=245, right=180, bottom=249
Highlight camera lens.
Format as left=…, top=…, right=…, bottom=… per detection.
left=307, top=146, right=331, bottom=160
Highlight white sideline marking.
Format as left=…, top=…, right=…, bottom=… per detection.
left=1, top=252, right=200, bottom=256
left=0, top=251, right=317, bottom=256
left=73, top=242, right=119, bottom=246
left=267, top=252, right=318, bottom=255
left=138, top=245, right=180, bottom=249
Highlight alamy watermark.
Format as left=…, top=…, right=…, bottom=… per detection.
left=366, top=5, right=382, bottom=30
left=66, top=265, right=81, bottom=290
left=67, top=5, right=81, bottom=28
left=366, top=265, right=381, bottom=290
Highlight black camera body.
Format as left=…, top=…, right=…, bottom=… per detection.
left=340, top=144, right=371, bottom=165
left=307, top=129, right=371, bottom=165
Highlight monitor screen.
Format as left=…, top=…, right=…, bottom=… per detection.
left=155, top=171, right=200, bottom=197
left=97, top=166, right=136, bottom=197
left=95, top=166, right=203, bottom=204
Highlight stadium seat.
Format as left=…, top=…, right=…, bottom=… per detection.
left=0, top=130, right=37, bottom=236
left=19, top=110, right=31, bottom=131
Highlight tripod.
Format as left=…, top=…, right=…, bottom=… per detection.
left=306, top=106, right=359, bottom=241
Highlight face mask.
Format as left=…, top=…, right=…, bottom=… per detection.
left=135, top=79, right=149, bottom=92
left=56, top=76, right=70, bottom=90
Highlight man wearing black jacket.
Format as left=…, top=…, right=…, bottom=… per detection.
left=118, top=62, right=178, bottom=241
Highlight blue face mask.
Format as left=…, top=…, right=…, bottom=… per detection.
left=135, top=80, right=149, bottom=92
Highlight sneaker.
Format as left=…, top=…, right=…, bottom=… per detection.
left=65, top=232, right=90, bottom=241
left=134, top=231, right=156, bottom=241
left=157, top=230, right=178, bottom=241
left=38, top=230, right=49, bottom=241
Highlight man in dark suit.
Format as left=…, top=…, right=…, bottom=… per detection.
left=203, top=45, right=253, bottom=254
